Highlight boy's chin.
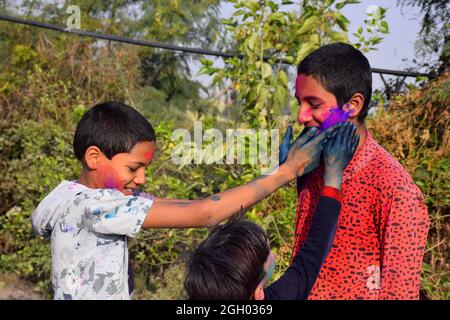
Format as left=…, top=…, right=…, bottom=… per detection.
left=122, top=188, right=134, bottom=196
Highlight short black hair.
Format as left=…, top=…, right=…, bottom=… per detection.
left=185, top=218, right=270, bottom=300
left=73, top=101, right=155, bottom=161
left=297, top=42, right=372, bottom=122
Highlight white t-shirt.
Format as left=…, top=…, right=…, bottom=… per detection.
left=30, top=180, right=154, bottom=300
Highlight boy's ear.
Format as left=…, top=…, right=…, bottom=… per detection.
left=253, top=284, right=265, bottom=300
left=84, top=146, right=102, bottom=170
left=343, top=92, right=365, bottom=120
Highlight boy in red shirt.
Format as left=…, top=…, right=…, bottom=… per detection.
left=284, top=43, right=430, bottom=299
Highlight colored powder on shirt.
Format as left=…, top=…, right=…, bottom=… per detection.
left=105, top=212, right=117, bottom=219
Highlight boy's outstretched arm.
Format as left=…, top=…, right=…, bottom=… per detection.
left=142, top=124, right=342, bottom=229
left=264, top=123, right=359, bottom=300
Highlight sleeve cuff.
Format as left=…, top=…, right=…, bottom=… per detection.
left=321, top=186, right=343, bottom=202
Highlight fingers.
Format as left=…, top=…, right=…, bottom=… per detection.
left=323, top=137, right=334, bottom=155
left=333, top=122, right=355, bottom=147
left=281, top=125, right=293, bottom=147
left=292, top=126, right=318, bottom=149
left=347, top=124, right=357, bottom=150
left=308, top=123, right=342, bottom=146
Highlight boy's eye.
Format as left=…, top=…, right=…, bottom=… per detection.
left=128, top=167, right=138, bottom=172
left=310, top=102, right=322, bottom=109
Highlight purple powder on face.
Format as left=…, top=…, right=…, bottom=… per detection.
left=104, top=175, right=120, bottom=189
left=319, top=106, right=351, bottom=133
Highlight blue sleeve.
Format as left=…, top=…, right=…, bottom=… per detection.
left=264, top=196, right=341, bottom=300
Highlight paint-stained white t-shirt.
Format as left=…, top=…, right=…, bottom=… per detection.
left=30, top=180, right=153, bottom=300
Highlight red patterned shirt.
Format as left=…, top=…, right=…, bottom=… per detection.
left=293, top=130, right=430, bottom=300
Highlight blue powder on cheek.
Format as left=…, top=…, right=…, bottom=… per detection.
left=265, top=260, right=275, bottom=282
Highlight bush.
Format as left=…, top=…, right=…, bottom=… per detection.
left=367, top=69, right=450, bottom=299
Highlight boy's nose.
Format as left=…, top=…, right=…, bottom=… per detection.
left=134, top=173, right=146, bottom=186
left=298, top=105, right=313, bottom=124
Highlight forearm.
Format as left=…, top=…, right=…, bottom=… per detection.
left=264, top=193, right=341, bottom=300
left=146, top=164, right=297, bottom=228
left=201, top=164, right=297, bottom=226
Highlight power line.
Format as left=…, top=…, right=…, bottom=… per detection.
left=0, top=14, right=435, bottom=78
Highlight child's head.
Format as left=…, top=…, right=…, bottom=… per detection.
left=296, top=42, right=372, bottom=128
left=185, top=218, right=275, bottom=300
left=73, top=101, right=156, bottom=195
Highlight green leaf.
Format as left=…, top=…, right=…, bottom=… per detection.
left=309, top=33, right=320, bottom=45
left=336, top=0, right=360, bottom=10
left=380, top=21, right=389, bottom=33
left=335, top=2, right=345, bottom=10
left=329, top=31, right=348, bottom=43
left=278, top=70, right=288, bottom=87
left=261, top=62, right=273, bottom=79
left=284, top=56, right=294, bottom=63
left=221, top=18, right=234, bottom=25
left=268, top=1, right=278, bottom=11
left=243, top=1, right=261, bottom=12
left=296, top=16, right=319, bottom=36
left=269, top=12, right=286, bottom=24
left=233, top=10, right=246, bottom=16
left=370, top=37, right=383, bottom=45
left=200, top=59, right=213, bottom=67
left=296, top=42, right=317, bottom=62
left=336, top=13, right=349, bottom=32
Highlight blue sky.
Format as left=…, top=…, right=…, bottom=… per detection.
left=193, top=0, right=428, bottom=92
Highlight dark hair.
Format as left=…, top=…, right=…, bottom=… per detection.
left=73, top=101, right=155, bottom=161
left=185, top=218, right=270, bottom=300
left=297, top=42, right=372, bottom=122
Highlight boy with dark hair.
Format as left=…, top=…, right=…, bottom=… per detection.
left=185, top=123, right=359, bottom=300
left=286, top=42, right=429, bottom=299
left=31, top=101, right=340, bottom=300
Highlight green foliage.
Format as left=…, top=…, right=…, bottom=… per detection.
left=0, top=0, right=446, bottom=301
left=397, top=0, right=449, bottom=75
left=0, top=119, right=80, bottom=298
left=0, top=1, right=224, bottom=297
left=367, top=70, right=450, bottom=300
left=200, top=0, right=389, bottom=128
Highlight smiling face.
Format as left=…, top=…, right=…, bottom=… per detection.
left=295, top=74, right=342, bottom=128
left=82, top=141, right=156, bottom=196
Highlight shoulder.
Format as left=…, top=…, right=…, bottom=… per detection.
left=368, top=142, right=424, bottom=201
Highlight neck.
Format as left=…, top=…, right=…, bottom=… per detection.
left=351, top=120, right=367, bottom=152
left=78, top=169, right=96, bottom=189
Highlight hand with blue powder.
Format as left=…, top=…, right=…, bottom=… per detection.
left=323, top=122, right=360, bottom=189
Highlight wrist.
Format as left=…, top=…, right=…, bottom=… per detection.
left=322, top=186, right=343, bottom=202
left=324, top=170, right=343, bottom=190
left=279, top=161, right=299, bottom=182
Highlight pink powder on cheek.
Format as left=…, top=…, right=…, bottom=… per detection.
left=98, top=165, right=122, bottom=189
